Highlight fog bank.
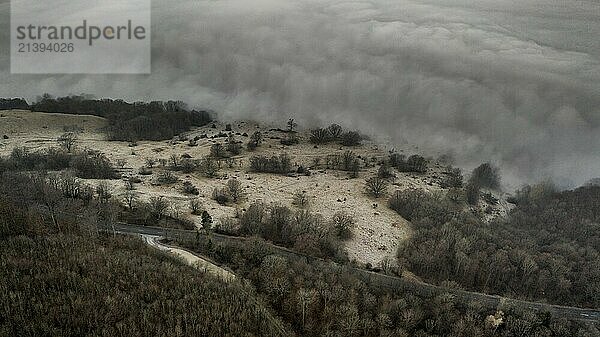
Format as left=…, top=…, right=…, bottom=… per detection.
left=1, top=0, right=599, bottom=187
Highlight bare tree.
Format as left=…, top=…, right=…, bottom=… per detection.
left=149, top=196, right=170, bottom=219
left=124, top=190, right=139, bottom=209
left=95, top=182, right=112, bottom=203
left=227, top=178, right=243, bottom=202
left=287, top=118, right=297, bottom=132
left=57, top=132, right=77, bottom=153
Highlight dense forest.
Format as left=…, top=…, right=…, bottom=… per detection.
left=0, top=233, right=290, bottom=336
left=2, top=95, right=212, bottom=141
left=178, top=236, right=597, bottom=337
left=394, top=183, right=600, bottom=308
left=0, top=161, right=290, bottom=336
left=1, top=99, right=599, bottom=335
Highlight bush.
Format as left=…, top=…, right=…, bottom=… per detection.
left=71, top=151, right=117, bottom=179
left=339, top=131, right=362, bottom=146
left=199, top=156, right=219, bottom=178
left=226, top=178, right=243, bottom=202
left=249, top=154, right=291, bottom=174
left=190, top=198, right=203, bottom=215
left=156, top=171, right=178, bottom=185
left=388, top=189, right=458, bottom=225
left=212, top=188, right=231, bottom=205
left=395, top=155, right=427, bottom=173
left=327, top=124, right=343, bottom=139
left=331, top=211, right=355, bottom=239
left=180, top=158, right=197, bottom=174
left=247, top=131, right=262, bottom=151
left=377, top=162, right=395, bottom=179
left=441, top=167, right=463, bottom=188
left=210, top=143, right=227, bottom=158
left=309, top=128, right=331, bottom=144
left=470, top=163, right=500, bottom=190
left=182, top=181, right=199, bottom=195
left=292, top=190, right=309, bottom=208
left=226, top=135, right=242, bottom=155
left=365, top=176, right=388, bottom=198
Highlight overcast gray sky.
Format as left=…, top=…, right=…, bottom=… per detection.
left=1, top=0, right=599, bottom=187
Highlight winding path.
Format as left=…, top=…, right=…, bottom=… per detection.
left=105, top=223, right=600, bottom=324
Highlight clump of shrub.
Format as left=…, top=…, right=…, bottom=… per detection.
left=470, top=163, right=500, bottom=190
left=309, top=123, right=345, bottom=144
left=440, top=167, right=463, bottom=188
left=309, top=128, right=331, bottom=144
left=249, top=153, right=291, bottom=174
left=189, top=198, right=203, bottom=215
left=156, top=171, right=178, bottom=185
left=390, top=154, right=427, bottom=173
left=70, top=151, right=118, bottom=179
left=226, top=178, right=243, bottom=202
left=365, top=176, right=388, bottom=198
left=198, top=156, right=219, bottom=178
left=292, top=190, right=309, bottom=208
left=330, top=211, right=356, bottom=239
left=236, top=202, right=347, bottom=260
left=246, top=131, right=262, bottom=150
left=211, top=178, right=244, bottom=205
left=182, top=181, right=199, bottom=195
left=388, top=189, right=459, bottom=226
left=226, top=135, right=242, bottom=155
left=377, top=162, right=395, bottom=179
left=339, top=131, right=362, bottom=146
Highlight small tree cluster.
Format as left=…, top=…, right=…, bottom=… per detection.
left=198, top=156, right=219, bottom=178
left=212, top=178, right=244, bottom=205
left=249, top=153, right=292, bottom=174
left=389, top=154, right=427, bottom=173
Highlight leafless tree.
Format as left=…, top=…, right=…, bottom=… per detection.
left=149, top=196, right=170, bottom=219
left=57, top=132, right=77, bottom=153
left=227, top=178, right=243, bottom=202
left=124, top=190, right=139, bottom=209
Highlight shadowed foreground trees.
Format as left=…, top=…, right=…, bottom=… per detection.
left=0, top=234, right=290, bottom=337
left=179, top=237, right=598, bottom=337
left=396, top=185, right=600, bottom=308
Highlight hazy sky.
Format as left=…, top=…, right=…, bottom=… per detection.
left=1, top=0, right=599, bottom=187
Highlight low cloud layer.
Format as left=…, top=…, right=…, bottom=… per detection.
left=1, top=0, right=599, bottom=187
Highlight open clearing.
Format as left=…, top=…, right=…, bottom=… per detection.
left=0, top=109, right=480, bottom=266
